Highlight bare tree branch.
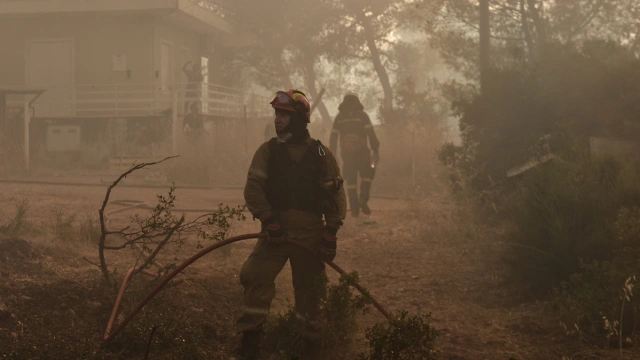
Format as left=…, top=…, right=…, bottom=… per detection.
left=98, top=156, right=179, bottom=283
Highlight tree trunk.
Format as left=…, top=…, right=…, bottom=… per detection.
left=526, top=0, right=546, bottom=55
left=359, top=12, right=393, bottom=120
left=301, top=55, right=333, bottom=128
left=520, top=0, right=536, bottom=64
left=276, top=62, right=295, bottom=90
left=479, top=0, right=491, bottom=92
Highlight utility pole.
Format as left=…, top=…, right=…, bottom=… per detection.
left=479, top=0, right=490, bottom=92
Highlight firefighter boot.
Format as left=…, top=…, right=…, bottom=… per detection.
left=347, top=187, right=359, bottom=217
left=237, top=330, right=262, bottom=360
left=359, top=180, right=372, bottom=215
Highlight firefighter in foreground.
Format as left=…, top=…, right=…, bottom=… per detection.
left=237, top=90, right=347, bottom=359
left=330, top=91, right=380, bottom=217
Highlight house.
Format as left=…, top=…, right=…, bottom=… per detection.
left=0, top=0, right=266, bottom=170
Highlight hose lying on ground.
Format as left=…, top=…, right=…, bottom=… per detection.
left=103, top=232, right=391, bottom=343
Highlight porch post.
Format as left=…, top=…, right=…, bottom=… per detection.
left=23, top=98, right=30, bottom=171
left=172, top=90, right=178, bottom=155
left=0, top=93, right=6, bottom=125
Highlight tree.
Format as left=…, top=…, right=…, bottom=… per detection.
left=223, top=0, right=411, bottom=125
left=479, top=0, right=490, bottom=91
left=407, top=0, right=639, bottom=83
left=322, top=0, right=407, bottom=122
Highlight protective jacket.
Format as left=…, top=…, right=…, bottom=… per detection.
left=244, top=135, right=346, bottom=239
left=330, top=109, right=379, bottom=157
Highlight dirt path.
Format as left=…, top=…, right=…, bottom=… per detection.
left=0, top=181, right=574, bottom=359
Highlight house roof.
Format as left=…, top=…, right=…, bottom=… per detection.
left=0, top=0, right=237, bottom=36
left=0, top=87, right=45, bottom=106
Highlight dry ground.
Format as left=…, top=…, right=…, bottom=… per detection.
left=0, top=174, right=630, bottom=359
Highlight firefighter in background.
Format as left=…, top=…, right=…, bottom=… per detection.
left=330, top=91, right=380, bottom=217
left=180, top=101, right=209, bottom=185
left=237, top=89, right=347, bottom=359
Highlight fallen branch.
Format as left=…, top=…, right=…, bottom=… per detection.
left=98, top=156, right=178, bottom=283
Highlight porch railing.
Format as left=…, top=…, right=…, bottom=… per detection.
left=28, top=82, right=265, bottom=119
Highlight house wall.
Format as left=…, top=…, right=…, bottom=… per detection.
left=0, top=14, right=154, bottom=86
left=151, top=20, right=224, bottom=116
left=151, top=20, right=222, bottom=88
left=0, top=13, right=225, bottom=97
left=0, top=12, right=228, bottom=164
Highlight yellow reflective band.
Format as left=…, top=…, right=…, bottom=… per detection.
left=346, top=184, right=358, bottom=189
left=241, top=306, right=270, bottom=315
left=361, top=178, right=373, bottom=183
left=291, top=93, right=307, bottom=102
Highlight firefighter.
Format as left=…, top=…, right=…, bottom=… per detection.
left=236, top=89, right=347, bottom=359
left=180, top=101, right=209, bottom=185
left=183, top=101, right=204, bottom=141
left=329, top=91, right=380, bottom=217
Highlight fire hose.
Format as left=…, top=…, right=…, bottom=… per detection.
left=103, top=232, right=391, bottom=343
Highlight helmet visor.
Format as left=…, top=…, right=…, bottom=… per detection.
left=271, top=92, right=292, bottom=106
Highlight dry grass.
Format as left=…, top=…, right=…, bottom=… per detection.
left=2, top=172, right=640, bottom=358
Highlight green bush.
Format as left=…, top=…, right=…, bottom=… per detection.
left=439, top=40, right=640, bottom=192
left=553, top=207, right=640, bottom=347
left=263, top=272, right=371, bottom=357
left=263, top=272, right=440, bottom=359
left=507, top=156, right=640, bottom=294
left=357, top=310, right=439, bottom=360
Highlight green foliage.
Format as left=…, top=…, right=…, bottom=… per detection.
left=97, top=176, right=246, bottom=282
left=264, top=272, right=439, bottom=359
left=320, top=272, right=373, bottom=348
left=122, top=184, right=246, bottom=258
left=552, top=207, right=640, bottom=347
left=386, top=77, right=448, bottom=129
left=358, top=310, right=439, bottom=360
left=263, top=272, right=372, bottom=357
left=194, top=203, right=247, bottom=251
left=507, top=157, right=640, bottom=294
left=439, top=40, right=640, bottom=192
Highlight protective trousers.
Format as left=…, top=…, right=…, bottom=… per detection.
left=236, top=235, right=327, bottom=340
left=342, top=149, right=375, bottom=215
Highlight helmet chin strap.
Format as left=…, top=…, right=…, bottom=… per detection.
left=276, top=132, right=293, bottom=143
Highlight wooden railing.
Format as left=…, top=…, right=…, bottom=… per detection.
left=30, top=82, right=254, bottom=119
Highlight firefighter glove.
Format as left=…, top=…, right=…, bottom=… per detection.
left=321, top=176, right=343, bottom=191
left=318, top=227, right=338, bottom=262
left=372, top=149, right=380, bottom=165
left=262, top=217, right=286, bottom=244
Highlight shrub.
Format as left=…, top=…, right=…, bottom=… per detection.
left=506, top=156, right=640, bottom=295
left=0, top=198, right=34, bottom=236
left=52, top=207, right=77, bottom=242
left=263, top=272, right=371, bottom=357
left=439, top=40, right=640, bottom=193
left=358, top=310, right=439, bottom=360
left=553, top=207, right=640, bottom=347
left=78, top=212, right=101, bottom=244
left=263, top=272, right=440, bottom=359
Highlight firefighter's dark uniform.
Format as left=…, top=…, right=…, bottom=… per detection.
left=329, top=101, right=379, bottom=216
left=180, top=110, right=209, bottom=185
left=237, top=135, right=347, bottom=337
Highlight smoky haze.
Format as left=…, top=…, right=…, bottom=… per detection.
left=1, top=0, right=639, bottom=359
